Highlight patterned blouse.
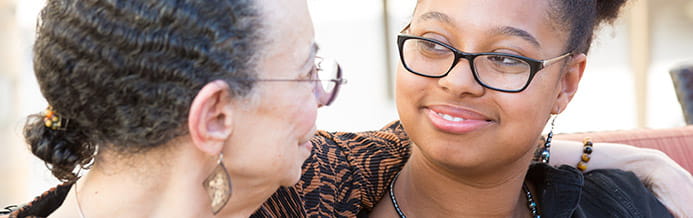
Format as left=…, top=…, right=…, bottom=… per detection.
left=251, top=121, right=410, bottom=217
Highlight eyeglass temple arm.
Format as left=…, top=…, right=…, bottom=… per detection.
left=541, top=52, right=573, bottom=67
left=334, top=78, right=347, bottom=84
left=332, top=65, right=347, bottom=84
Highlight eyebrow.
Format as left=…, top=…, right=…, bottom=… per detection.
left=418, top=11, right=453, bottom=24
left=416, top=11, right=542, bottom=48
left=490, top=26, right=541, bottom=48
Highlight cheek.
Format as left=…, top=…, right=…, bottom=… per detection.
left=395, top=67, right=427, bottom=114
left=291, top=103, right=317, bottom=134
left=494, top=88, right=555, bottom=142
left=285, top=88, right=318, bottom=133
left=280, top=87, right=318, bottom=137
left=498, top=94, right=545, bottom=120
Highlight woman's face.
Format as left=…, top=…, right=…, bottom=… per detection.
left=223, top=0, right=318, bottom=187
left=396, top=0, right=582, bottom=172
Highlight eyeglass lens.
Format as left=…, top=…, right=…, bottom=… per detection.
left=400, top=37, right=533, bottom=91
left=315, top=57, right=342, bottom=106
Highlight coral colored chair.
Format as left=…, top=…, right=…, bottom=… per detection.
left=557, top=126, right=693, bottom=174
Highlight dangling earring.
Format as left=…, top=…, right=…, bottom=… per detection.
left=203, top=153, right=232, bottom=215
left=539, top=116, right=556, bottom=164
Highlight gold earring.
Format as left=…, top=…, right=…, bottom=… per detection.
left=202, top=153, right=232, bottom=215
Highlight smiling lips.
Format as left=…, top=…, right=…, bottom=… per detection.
left=425, top=105, right=493, bottom=134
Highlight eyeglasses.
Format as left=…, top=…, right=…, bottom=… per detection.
left=239, top=57, right=346, bottom=106
left=397, top=35, right=572, bottom=93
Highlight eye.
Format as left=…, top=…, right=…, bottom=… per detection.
left=479, top=54, right=530, bottom=74
left=417, top=40, right=448, bottom=53
left=486, top=55, right=523, bottom=66
left=411, top=39, right=453, bottom=59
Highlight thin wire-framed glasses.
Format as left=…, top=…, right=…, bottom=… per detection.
left=243, top=57, right=346, bottom=106
left=397, top=35, right=572, bottom=93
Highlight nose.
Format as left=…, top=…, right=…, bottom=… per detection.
left=438, top=59, right=485, bottom=97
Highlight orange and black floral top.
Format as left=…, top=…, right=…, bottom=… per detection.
left=251, top=121, right=410, bottom=217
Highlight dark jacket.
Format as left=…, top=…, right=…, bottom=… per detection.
left=528, top=163, right=672, bottom=217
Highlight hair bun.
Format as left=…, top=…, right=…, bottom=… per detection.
left=24, top=113, right=94, bottom=182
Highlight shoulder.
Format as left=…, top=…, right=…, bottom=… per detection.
left=580, top=169, right=673, bottom=217
left=312, top=120, right=409, bottom=152
left=310, top=120, right=410, bottom=173
left=308, top=120, right=410, bottom=168
left=1, top=182, right=73, bottom=218
left=298, top=121, right=411, bottom=216
left=533, top=164, right=673, bottom=217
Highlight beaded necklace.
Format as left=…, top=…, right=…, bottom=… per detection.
left=388, top=172, right=541, bottom=218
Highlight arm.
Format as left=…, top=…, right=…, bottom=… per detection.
left=550, top=140, right=693, bottom=217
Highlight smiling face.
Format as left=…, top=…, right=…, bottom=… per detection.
left=222, top=0, right=318, bottom=187
left=396, top=0, right=585, bottom=174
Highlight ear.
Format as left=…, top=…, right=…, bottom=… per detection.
left=188, top=80, right=235, bottom=156
left=552, top=53, right=587, bottom=114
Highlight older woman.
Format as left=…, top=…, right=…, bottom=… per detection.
left=2, top=0, right=345, bottom=217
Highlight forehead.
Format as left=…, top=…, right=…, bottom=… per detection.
left=413, top=0, right=566, bottom=52
left=255, top=0, right=315, bottom=74
left=414, top=0, right=550, bottom=25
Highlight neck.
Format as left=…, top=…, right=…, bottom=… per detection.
left=65, top=142, right=278, bottom=218
left=391, top=148, right=535, bottom=218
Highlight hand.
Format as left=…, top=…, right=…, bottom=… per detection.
left=636, top=148, right=693, bottom=218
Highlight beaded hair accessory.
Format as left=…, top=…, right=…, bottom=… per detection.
left=43, top=106, right=69, bottom=130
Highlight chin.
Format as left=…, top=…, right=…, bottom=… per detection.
left=425, top=145, right=487, bottom=166
left=279, top=166, right=303, bottom=187
left=411, top=130, right=506, bottom=167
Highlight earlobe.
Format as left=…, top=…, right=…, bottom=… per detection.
left=552, top=53, right=587, bottom=114
left=188, top=80, right=235, bottom=155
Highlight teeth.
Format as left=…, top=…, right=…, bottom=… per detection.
left=437, top=112, right=465, bottom=122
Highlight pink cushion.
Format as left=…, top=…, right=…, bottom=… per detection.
left=556, top=126, right=693, bottom=174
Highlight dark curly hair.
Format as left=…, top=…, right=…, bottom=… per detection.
left=549, top=0, right=629, bottom=54
left=24, top=0, right=264, bottom=182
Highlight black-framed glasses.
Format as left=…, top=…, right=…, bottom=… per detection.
left=397, top=35, right=572, bottom=92
left=241, top=57, right=346, bottom=106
